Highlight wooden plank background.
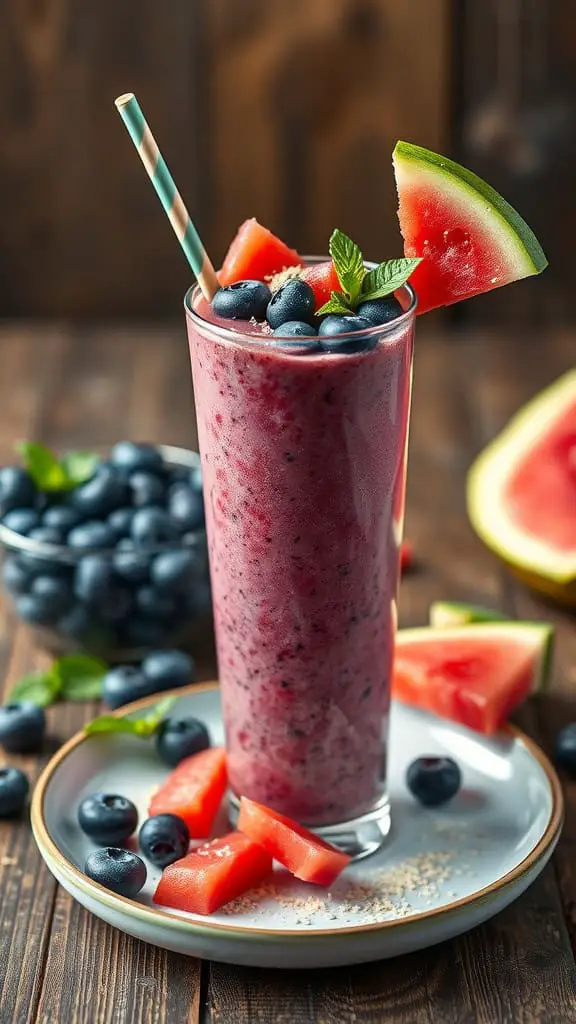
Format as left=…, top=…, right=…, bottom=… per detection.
left=0, top=0, right=449, bottom=317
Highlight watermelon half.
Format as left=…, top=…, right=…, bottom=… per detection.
left=467, top=370, right=576, bottom=606
left=392, top=141, right=548, bottom=314
left=392, top=622, right=553, bottom=734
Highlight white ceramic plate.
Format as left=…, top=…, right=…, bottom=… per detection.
left=32, top=683, right=563, bottom=969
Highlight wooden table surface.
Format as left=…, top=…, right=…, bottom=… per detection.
left=0, top=321, right=575, bottom=1024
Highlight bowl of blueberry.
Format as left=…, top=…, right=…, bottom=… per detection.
left=0, top=441, right=212, bottom=661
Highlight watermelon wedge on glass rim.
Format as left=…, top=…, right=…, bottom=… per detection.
left=392, top=141, right=548, bottom=314
left=391, top=622, right=553, bottom=735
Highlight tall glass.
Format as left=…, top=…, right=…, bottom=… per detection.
left=185, top=266, right=415, bottom=858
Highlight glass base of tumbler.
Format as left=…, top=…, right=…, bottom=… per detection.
left=227, top=791, right=391, bottom=863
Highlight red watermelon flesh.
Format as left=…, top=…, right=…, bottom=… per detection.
left=300, top=261, right=341, bottom=311
left=392, top=623, right=552, bottom=734
left=393, top=142, right=547, bottom=315
left=219, top=219, right=301, bottom=286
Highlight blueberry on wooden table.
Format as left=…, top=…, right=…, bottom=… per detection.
left=0, top=766, right=30, bottom=817
left=156, top=717, right=211, bottom=767
left=84, top=847, right=147, bottom=897
left=78, top=793, right=138, bottom=845
left=406, top=756, right=461, bottom=807
left=139, top=814, right=189, bottom=867
left=0, top=703, right=45, bottom=754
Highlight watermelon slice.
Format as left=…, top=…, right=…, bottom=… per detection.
left=392, top=141, right=548, bottom=315
left=219, top=218, right=301, bottom=286
left=467, top=370, right=576, bottom=607
left=149, top=748, right=227, bottom=837
left=392, top=622, right=553, bottom=734
left=300, top=261, right=341, bottom=311
left=429, top=601, right=506, bottom=628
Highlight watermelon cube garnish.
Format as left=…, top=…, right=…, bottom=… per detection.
left=218, top=218, right=301, bottom=286
left=393, top=141, right=547, bottom=315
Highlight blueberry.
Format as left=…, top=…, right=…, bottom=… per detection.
left=2, top=508, right=41, bottom=535
left=211, top=281, right=271, bottom=321
left=99, top=586, right=133, bottom=624
left=142, top=650, right=195, bottom=690
left=123, top=617, right=171, bottom=649
left=113, top=541, right=150, bottom=584
left=78, top=792, right=138, bottom=844
left=266, top=279, right=316, bottom=329
left=135, top=586, right=176, bottom=619
left=0, top=702, right=46, bottom=754
left=406, top=757, right=461, bottom=808
left=84, top=847, right=146, bottom=898
left=102, top=666, right=154, bottom=709
left=128, top=472, right=165, bottom=508
left=75, top=555, right=114, bottom=603
left=356, top=296, right=403, bottom=326
left=318, top=315, right=377, bottom=353
left=30, top=575, right=73, bottom=617
left=554, top=724, right=576, bottom=775
left=42, top=504, right=83, bottom=533
left=68, top=520, right=115, bottom=551
left=0, top=766, right=29, bottom=817
left=107, top=507, right=135, bottom=541
left=16, top=592, right=61, bottom=626
left=28, top=525, right=65, bottom=546
left=168, top=486, right=205, bottom=533
left=270, top=337, right=322, bottom=354
left=151, top=550, right=197, bottom=593
left=0, top=467, right=36, bottom=515
left=57, top=604, right=93, bottom=640
left=2, top=556, right=31, bottom=595
left=139, top=813, right=189, bottom=867
left=272, top=320, right=318, bottom=338
left=110, top=441, right=163, bottom=475
left=156, top=717, right=210, bottom=768
left=72, top=466, right=129, bottom=518
left=131, top=507, right=178, bottom=547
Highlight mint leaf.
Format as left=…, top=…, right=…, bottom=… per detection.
left=56, top=655, right=108, bottom=701
left=361, top=258, right=422, bottom=302
left=329, top=230, right=366, bottom=304
left=17, top=442, right=69, bottom=491
left=85, top=696, right=177, bottom=738
left=60, top=451, right=99, bottom=487
left=316, top=291, right=354, bottom=317
left=7, top=670, right=61, bottom=707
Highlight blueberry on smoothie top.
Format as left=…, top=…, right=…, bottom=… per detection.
left=318, top=315, right=377, bottom=354
left=356, top=295, right=403, bottom=326
left=212, top=281, right=271, bottom=321
left=266, top=279, right=316, bottom=329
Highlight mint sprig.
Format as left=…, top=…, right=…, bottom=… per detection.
left=317, top=229, right=421, bottom=316
left=85, top=696, right=177, bottom=738
left=17, top=441, right=99, bottom=492
left=5, top=654, right=108, bottom=707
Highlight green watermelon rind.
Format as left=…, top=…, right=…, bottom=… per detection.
left=429, top=601, right=506, bottom=628
left=467, top=369, right=576, bottom=583
left=396, top=622, right=554, bottom=696
left=393, top=141, right=548, bottom=277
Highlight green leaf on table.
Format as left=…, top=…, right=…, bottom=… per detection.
left=316, top=291, right=354, bottom=317
left=55, top=654, right=108, bottom=701
left=329, top=229, right=366, bottom=304
left=60, top=450, right=99, bottom=487
left=16, top=441, right=69, bottom=492
left=85, top=696, right=177, bottom=738
left=360, top=258, right=422, bottom=302
left=6, top=670, right=61, bottom=707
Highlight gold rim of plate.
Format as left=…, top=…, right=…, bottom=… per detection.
left=31, top=682, right=564, bottom=942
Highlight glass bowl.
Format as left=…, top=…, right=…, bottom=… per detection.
left=0, top=445, right=213, bottom=663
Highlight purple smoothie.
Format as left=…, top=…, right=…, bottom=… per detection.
left=185, top=289, right=414, bottom=826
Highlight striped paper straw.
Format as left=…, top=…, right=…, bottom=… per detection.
left=115, top=93, right=219, bottom=301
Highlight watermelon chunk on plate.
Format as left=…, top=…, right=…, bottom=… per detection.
left=219, top=218, right=301, bottom=286
left=238, top=796, right=350, bottom=886
left=392, top=141, right=548, bottom=314
left=153, top=832, right=272, bottom=916
left=392, top=622, right=553, bottom=734
left=149, top=747, right=227, bottom=838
